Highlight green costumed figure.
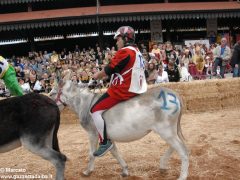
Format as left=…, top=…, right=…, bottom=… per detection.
left=0, top=56, right=23, bottom=96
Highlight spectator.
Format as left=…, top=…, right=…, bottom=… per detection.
left=148, top=54, right=158, bottom=67
left=29, top=59, right=37, bottom=71
left=74, top=45, right=80, bottom=53
left=15, top=66, right=25, bottom=79
left=146, top=62, right=158, bottom=84
left=38, top=78, right=47, bottom=93
left=139, top=42, right=146, bottom=53
left=179, top=62, right=191, bottom=82
left=213, top=37, right=231, bottom=78
left=231, top=40, right=240, bottom=77
left=188, top=58, right=197, bottom=78
left=71, top=74, right=79, bottom=84
left=50, top=51, right=59, bottom=64
left=165, top=41, right=175, bottom=65
left=79, top=70, right=90, bottom=84
left=151, top=43, right=161, bottom=62
left=22, top=65, right=30, bottom=78
left=42, top=72, right=51, bottom=90
left=181, top=49, right=192, bottom=69
left=166, top=60, right=180, bottom=82
left=59, top=51, right=67, bottom=65
left=193, top=46, right=205, bottom=78
left=159, top=43, right=166, bottom=66
left=67, top=51, right=73, bottom=60
left=28, top=74, right=37, bottom=92
left=19, top=78, right=30, bottom=94
left=155, top=63, right=169, bottom=84
left=204, top=55, right=213, bottom=75
left=0, top=82, right=6, bottom=97
left=43, top=51, right=50, bottom=62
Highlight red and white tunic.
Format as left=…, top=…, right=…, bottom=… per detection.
left=104, top=46, right=138, bottom=100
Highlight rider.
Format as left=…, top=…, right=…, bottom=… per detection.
left=0, top=56, right=23, bottom=96
left=90, top=26, right=147, bottom=157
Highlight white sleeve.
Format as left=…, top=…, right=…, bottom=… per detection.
left=163, top=71, right=169, bottom=83
left=33, top=80, right=42, bottom=90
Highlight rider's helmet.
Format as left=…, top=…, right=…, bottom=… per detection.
left=114, top=26, right=135, bottom=46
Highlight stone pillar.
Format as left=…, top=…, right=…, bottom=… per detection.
left=207, top=18, right=217, bottom=44
left=165, top=23, right=171, bottom=42
left=150, top=20, right=163, bottom=43
left=27, top=30, right=35, bottom=52
left=229, top=26, right=235, bottom=47
left=97, top=19, right=104, bottom=50
left=27, top=3, right=32, bottom=12
left=96, top=0, right=103, bottom=49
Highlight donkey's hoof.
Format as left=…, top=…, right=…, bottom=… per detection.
left=121, top=170, right=129, bottom=177
left=160, top=163, right=169, bottom=170
left=160, top=166, right=169, bottom=170
left=160, top=169, right=168, bottom=173
left=177, top=177, right=187, bottom=180
left=81, top=170, right=93, bottom=177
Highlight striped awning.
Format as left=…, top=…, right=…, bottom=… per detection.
left=0, top=0, right=54, bottom=5
left=99, top=11, right=240, bottom=23
left=0, top=2, right=239, bottom=31
left=0, top=11, right=239, bottom=32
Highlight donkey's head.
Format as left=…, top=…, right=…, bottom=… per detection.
left=49, top=70, right=76, bottom=108
left=50, top=69, right=93, bottom=109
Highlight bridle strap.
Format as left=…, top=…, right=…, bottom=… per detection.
left=55, top=88, right=67, bottom=106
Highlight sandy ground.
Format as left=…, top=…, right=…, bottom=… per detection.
left=0, top=108, right=240, bottom=180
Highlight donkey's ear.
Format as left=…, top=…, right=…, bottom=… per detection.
left=62, top=69, right=72, bottom=81
left=58, top=79, right=64, bottom=88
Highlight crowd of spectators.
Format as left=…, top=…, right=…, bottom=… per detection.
left=144, top=39, right=233, bottom=85
left=0, top=39, right=238, bottom=97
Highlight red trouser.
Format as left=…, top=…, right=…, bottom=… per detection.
left=91, top=92, right=122, bottom=113
left=90, top=93, right=123, bottom=142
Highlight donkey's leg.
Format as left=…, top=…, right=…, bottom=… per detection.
left=154, top=127, right=189, bottom=180
left=83, top=132, right=98, bottom=176
left=21, top=134, right=66, bottom=180
left=110, top=142, right=129, bottom=177
left=160, top=147, right=174, bottom=169
left=167, top=138, right=188, bottom=180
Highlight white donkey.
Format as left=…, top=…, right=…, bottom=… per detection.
left=51, top=74, right=189, bottom=180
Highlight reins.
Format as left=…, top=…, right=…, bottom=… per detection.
left=55, top=88, right=67, bottom=106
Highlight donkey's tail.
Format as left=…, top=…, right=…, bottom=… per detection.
left=177, top=101, right=185, bottom=142
left=52, top=106, right=67, bottom=162
left=52, top=107, right=61, bottom=152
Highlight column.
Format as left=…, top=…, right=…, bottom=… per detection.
left=207, top=18, right=217, bottom=44
left=96, top=0, right=103, bottom=49
left=27, top=30, right=35, bottom=52
left=150, top=20, right=163, bottom=43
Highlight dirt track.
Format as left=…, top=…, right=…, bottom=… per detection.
left=1, top=108, right=239, bottom=180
